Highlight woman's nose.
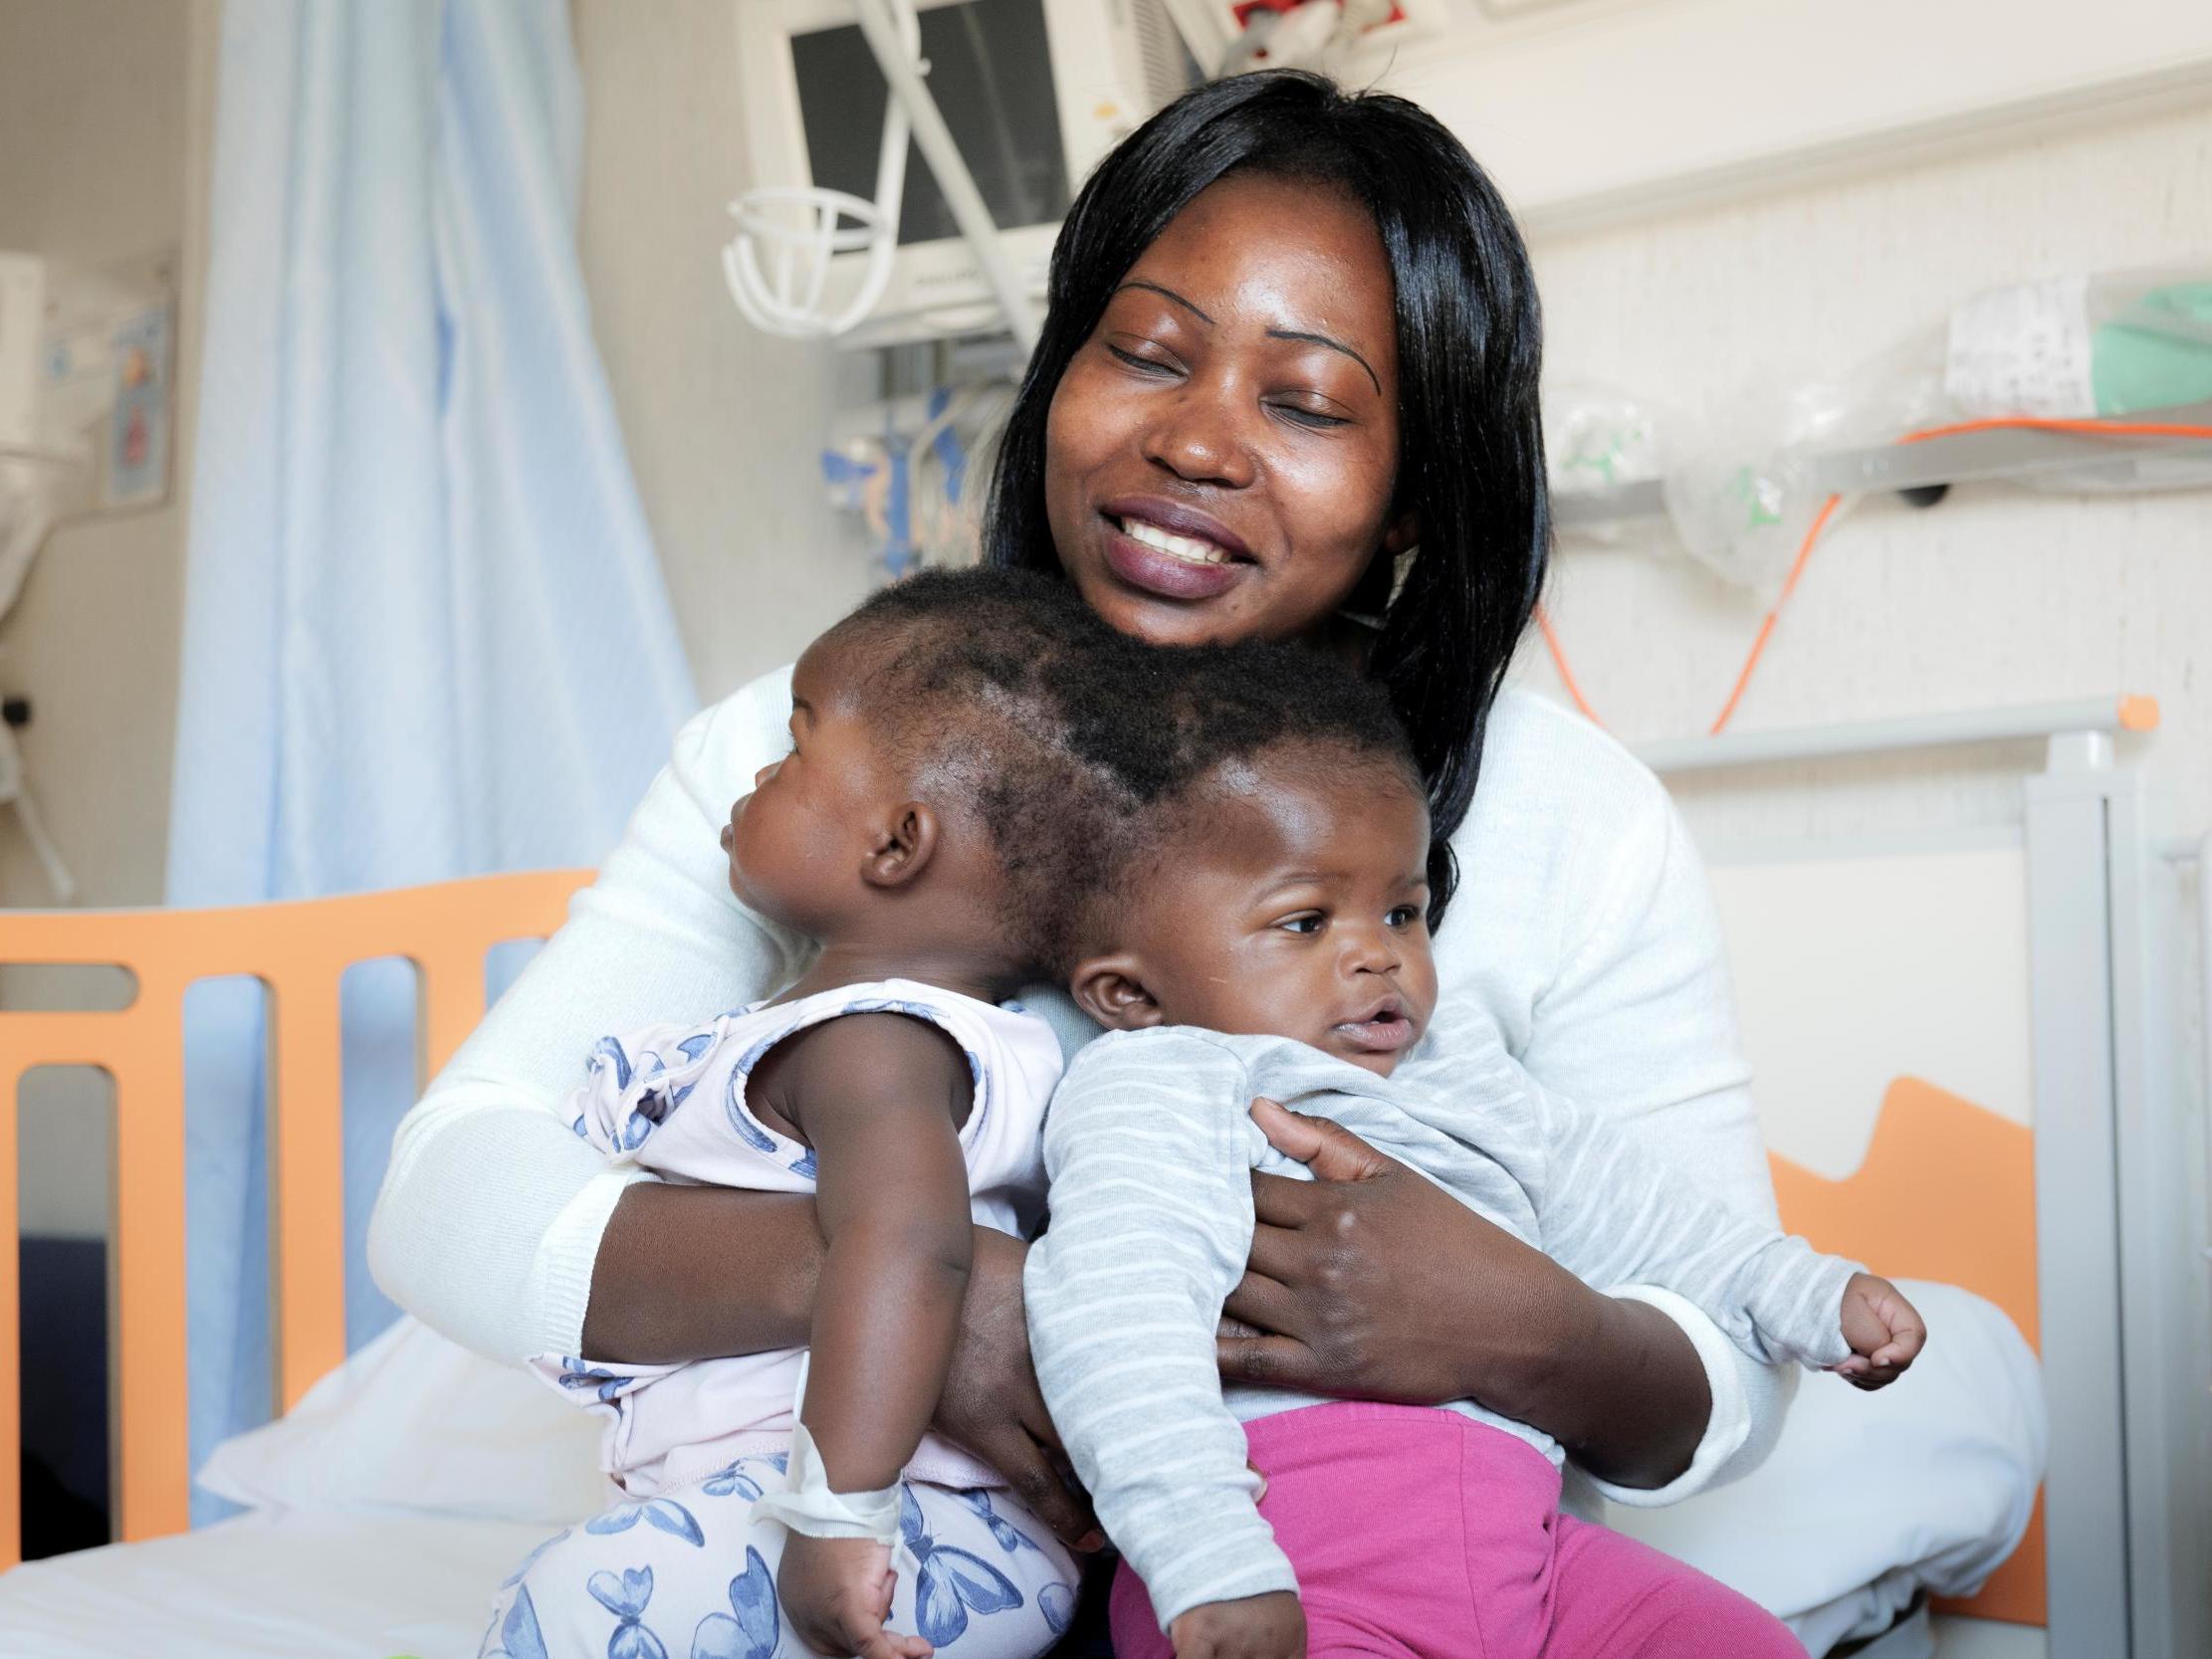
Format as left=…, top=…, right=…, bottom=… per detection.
left=753, top=758, right=780, bottom=789
left=1142, top=378, right=1257, bottom=489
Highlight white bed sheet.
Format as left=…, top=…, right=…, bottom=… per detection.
left=0, top=1509, right=553, bottom=1659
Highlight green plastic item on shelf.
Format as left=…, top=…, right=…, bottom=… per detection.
left=2093, top=282, right=2212, bottom=415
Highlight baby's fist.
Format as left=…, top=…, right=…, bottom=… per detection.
left=775, top=1533, right=931, bottom=1659
left=1170, top=1591, right=1305, bottom=1659
left=1834, top=1272, right=1926, bottom=1389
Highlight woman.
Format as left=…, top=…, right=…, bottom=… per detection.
left=372, top=72, right=2036, bottom=1650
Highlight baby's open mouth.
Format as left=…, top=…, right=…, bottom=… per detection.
left=1333, top=997, right=1417, bottom=1053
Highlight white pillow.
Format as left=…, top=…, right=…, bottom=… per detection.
left=196, top=1315, right=610, bottom=1526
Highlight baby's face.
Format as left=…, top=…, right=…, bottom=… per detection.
left=721, top=637, right=902, bottom=935
left=1082, top=763, right=1438, bottom=1077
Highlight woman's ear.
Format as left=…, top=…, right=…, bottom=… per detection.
left=1068, top=952, right=1165, bottom=1032
left=1383, top=509, right=1420, bottom=557
left=861, top=801, right=940, bottom=889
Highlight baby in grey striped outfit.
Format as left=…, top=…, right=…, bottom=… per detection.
left=1022, top=638, right=1926, bottom=1659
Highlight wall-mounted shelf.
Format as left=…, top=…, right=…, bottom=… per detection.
left=1553, top=400, right=2212, bottom=527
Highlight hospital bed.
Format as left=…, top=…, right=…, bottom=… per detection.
left=0, top=701, right=2200, bottom=1659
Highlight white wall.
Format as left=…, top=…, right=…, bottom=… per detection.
left=0, top=0, right=203, bottom=911
left=1520, top=103, right=2212, bottom=851
left=571, top=0, right=878, bottom=704
left=0, top=0, right=217, bottom=1240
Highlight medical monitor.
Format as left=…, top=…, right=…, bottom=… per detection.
left=737, top=0, right=1191, bottom=345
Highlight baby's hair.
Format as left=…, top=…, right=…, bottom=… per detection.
left=817, top=571, right=1428, bottom=977
left=1073, top=636, right=1422, bottom=809
left=1053, top=635, right=1431, bottom=965
left=820, top=568, right=1137, bottom=975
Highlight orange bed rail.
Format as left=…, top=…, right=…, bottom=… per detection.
left=0, top=869, right=591, bottom=1569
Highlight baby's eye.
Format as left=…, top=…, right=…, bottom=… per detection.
left=1386, top=905, right=1421, bottom=929
left=1277, top=913, right=1325, bottom=935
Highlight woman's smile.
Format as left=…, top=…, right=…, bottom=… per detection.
left=1100, top=495, right=1255, bottom=600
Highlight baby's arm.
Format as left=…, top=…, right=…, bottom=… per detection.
left=1519, top=1065, right=1923, bottom=1381
left=1025, top=1035, right=1304, bottom=1658
left=761, top=1013, right=978, bottom=1659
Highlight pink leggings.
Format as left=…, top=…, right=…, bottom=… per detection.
left=1110, top=1402, right=1803, bottom=1659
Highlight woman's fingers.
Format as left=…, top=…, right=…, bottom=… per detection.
left=997, top=1423, right=1101, bottom=1550
left=1249, top=1169, right=1330, bottom=1229
left=1249, top=1098, right=1398, bottom=1182
left=1221, top=1267, right=1304, bottom=1341
left=1217, top=1330, right=1323, bottom=1391
left=1240, top=1216, right=1317, bottom=1290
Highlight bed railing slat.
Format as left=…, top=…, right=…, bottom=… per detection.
left=0, top=869, right=591, bottom=1570
left=108, top=998, right=191, bottom=1547
left=268, top=973, right=349, bottom=1415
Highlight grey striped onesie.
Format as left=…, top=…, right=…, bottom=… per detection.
left=1023, top=1016, right=1861, bottom=1625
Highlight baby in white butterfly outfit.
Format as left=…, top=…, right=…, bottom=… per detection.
left=480, top=571, right=1128, bottom=1659
left=538, top=987, right=1059, bottom=1504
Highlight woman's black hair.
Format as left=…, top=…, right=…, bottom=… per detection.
left=981, top=70, right=1550, bottom=921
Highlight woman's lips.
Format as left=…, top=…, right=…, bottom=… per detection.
left=1101, top=520, right=1248, bottom=600
left=1096, top=499, right=1254, bottom=603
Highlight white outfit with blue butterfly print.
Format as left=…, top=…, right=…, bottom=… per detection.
left=483, top=981, right=1079, bottom=1659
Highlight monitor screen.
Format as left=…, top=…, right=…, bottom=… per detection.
left=790, top=0, right=1072, bottom=246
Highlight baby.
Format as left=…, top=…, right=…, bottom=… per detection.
left=483, top=569, right=1130, bottom=1659
left=1023, top=638, right=1927, bottom=1659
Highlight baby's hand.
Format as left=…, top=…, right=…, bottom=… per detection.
left=776, top=1533, right=931, bottom=1659
left=1169, top=1590, right=1305, bottom=1659
left=1833, top=1271, right=1927, bottom=1389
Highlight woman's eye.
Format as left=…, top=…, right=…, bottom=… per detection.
left=1105, top=343, right=1179, bottom=376
left=1278, top=914, right=1324, bottom=935
left=1273, top=402, right=1351, bottom=430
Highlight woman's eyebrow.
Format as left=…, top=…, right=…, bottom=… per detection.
left=1266, top=327, right=1380, bottom=394
left=1115, top=280, right=1215, bottom=323
left=1114, top=281, right=1381, bottom=394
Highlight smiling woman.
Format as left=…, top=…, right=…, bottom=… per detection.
left=1040, top=181, right=1408, bottom=638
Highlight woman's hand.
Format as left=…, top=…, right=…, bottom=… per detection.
left=1217, top=1100, right=1711, bottom=1488
left=931, top=1225, right=1103, bottom=1553
left=1217, top=1099, right=1530, bottom=1404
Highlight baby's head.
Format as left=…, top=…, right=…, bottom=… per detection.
left=1066, top=640, right=1439, bottom=1077
left=723, top=568, right=1128, bottom=988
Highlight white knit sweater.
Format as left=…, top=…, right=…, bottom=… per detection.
left=366, top=668, right=1790, bottom=1508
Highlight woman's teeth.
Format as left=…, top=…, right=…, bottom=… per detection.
left=1120, top=518, right=1231, bottom=565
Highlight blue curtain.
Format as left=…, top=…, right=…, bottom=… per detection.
left=168, top=0, right=696, bottom=1517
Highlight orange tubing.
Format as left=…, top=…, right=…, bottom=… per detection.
left=1541, top=416, right=2212, bottom=735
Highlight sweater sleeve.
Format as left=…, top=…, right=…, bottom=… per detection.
left=1438, top=693, right=1791, bottom=1507
left=1519, top=1069, right=1859, bottom=1370
left=1024, top=1034, right=1296, bottom=1629
left=366, top=668, right=809, bottom=1362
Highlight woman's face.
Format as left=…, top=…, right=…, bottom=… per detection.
left=1043, top=171, right=1411, bottom=647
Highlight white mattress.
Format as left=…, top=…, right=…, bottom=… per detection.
left=0, top=1509, right=553, bottom=1659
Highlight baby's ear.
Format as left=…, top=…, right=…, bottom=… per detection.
left=1069, top=953, right=1164, bottom=1032
left=861, top=801, right=939, bottom=889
